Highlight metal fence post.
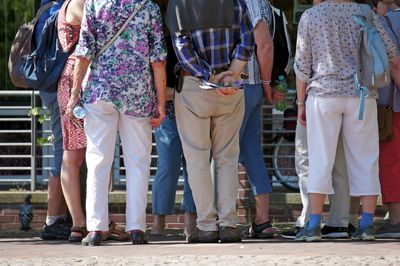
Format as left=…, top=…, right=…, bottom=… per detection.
left=30, top=89, right=37, bottom=191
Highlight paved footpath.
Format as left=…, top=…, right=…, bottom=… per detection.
left=0, top=237, right=399, bottom=265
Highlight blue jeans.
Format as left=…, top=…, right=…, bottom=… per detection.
left=152, top=105, right=196, bottom=215
left=239, top=84, right=272, bottom=195
left=39, top=90, right=63, bottom=177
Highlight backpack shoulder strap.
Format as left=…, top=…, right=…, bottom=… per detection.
left=358, top=3, right=373, bottom=24
left=33, top=1, right=58, bottom=24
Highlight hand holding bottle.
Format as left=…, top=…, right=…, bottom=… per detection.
left=274, top=75, right=288, bottom=111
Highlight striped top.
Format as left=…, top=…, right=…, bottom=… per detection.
left=171, top=0, right=254, bottom=81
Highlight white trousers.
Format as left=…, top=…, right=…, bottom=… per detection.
left=306, top=96, right=381, bottom=196
left=295, top=122, right=350, bottom=227
left=84, top=100, right=152, bottom=232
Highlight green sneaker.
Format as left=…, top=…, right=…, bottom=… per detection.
left=294, top=223, right=321, bottom=242
left=375, top=221, right=400, bottom=239
left=351, top=224, right=375, bottom=241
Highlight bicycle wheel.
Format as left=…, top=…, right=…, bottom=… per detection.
left=272, top=136, right=299, bottom=192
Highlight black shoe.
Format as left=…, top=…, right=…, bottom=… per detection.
left=219, top=226, right=242, bottom=243
left=249, top=221, right=274, bottom=239
left=348, top=223, right=357, bottom=237
left=40, top=218, right=71, bottom=240
left=82, top=231, right=102, bottom=246
left=186, top=228, right=219, bottom=243
left=281, top=227, right=301, bottom=239
left=130, top=230, right=148, bottom=245
left=321, top=225, right=349, bottom=238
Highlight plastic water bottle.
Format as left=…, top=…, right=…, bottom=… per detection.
left=73, top=105, right=86, bottom=119
left=274, top=75, right=288, bottom=112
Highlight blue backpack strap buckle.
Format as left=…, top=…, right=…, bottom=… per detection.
left=355, top=74, right=369, bottom=120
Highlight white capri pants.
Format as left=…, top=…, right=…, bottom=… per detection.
left=84, top=100, right=152, bottom=232
left=306, top=95, right=381, bottom=196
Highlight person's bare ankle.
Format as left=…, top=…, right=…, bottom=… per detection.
left=184, top=212, right=197, bottom=236
left=254, top=216, right=270, bottom=226
left=151, top=215, right=165, bottom=235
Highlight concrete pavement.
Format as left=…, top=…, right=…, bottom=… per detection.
left=0, top=236, right=399, bottom=265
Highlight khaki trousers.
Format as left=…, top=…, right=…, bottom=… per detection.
left=174, top=76, right=245, bottom=231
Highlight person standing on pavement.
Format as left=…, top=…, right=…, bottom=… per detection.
left=151, top=35, right=197, bottom=236
left=165, top=0, right=254, bottom=243
left=281, top=0, right=357, bottom=240
left=240, top=0, right=284, bottom=239
left=375, top=0, right=400, bottom=239
left=35, top=0, right=71, bottom=241
left=294, top=0, right=397, bottom=242
left=57, top=0, right=87, bottom=242
left=66, top=0, right=167, bottom=246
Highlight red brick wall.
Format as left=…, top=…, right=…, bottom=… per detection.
left=0, top=167, right=258, bottom=231
left=0, top=203, right=388, bottom=231
left=0, top=208, right=46, bottom=230
left=0, top=166, right=387, bottom=231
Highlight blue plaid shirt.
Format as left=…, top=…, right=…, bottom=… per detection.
left=171, top=0, right=254, bottom=81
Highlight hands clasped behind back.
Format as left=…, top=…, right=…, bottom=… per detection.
left=210, top=70, right=240, bottom=96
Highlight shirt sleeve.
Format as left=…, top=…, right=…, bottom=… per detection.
left=172, top=31, right=212, bottom=80
left=294, top=11, right=312, bottom=83
left=148, top=4, right=167, bottom=62
left=75, top=0, right=97, bottom=61
left=373, top=13, right=399, bottom=59
left=232, top=1, right=255, bottom=61
left=246, top=0, right=272, bottom=29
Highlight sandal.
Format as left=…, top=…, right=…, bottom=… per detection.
left=103, top=221, right=130, bottom=241
left=249, top=221, right=274, bottom=239
left=68, top=226, right=88, bottom=242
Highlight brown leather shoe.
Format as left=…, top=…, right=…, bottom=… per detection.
left=186, top=228, right=219, bottom=243
left=219, top=226, right=242, bottom=243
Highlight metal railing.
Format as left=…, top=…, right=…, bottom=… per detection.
left=0, top=90, right=298, bottom=191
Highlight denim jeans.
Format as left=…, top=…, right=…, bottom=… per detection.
left=39, top=90, right=63, bottom=177
left=152, top=103, right=196, bottom=215
left=239, top=84, right=272, bottom=195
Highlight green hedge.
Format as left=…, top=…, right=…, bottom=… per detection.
left=0, top=0, right=37, bottom=91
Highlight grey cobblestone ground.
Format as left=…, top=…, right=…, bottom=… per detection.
left=0, top=237, right=399, bottom=265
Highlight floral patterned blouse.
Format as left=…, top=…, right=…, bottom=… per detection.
left=294, top=2, right=397, bottom=98
left=75, top=0, right=167, bottom=117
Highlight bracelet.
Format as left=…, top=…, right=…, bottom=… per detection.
left=296, top=100, right=305, bottom=106
left=260, top=79, right=271, bottom=85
